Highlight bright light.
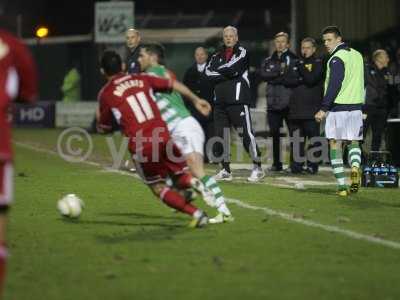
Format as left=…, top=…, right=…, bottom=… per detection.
left=36, top=26, right=49, bottom=38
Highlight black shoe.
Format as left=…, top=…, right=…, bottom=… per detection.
left=283, top=167, right=304, bottom=175
left=291, top=168, right=305, bottom=174
left=305, top=166, right=318, bottom=175
left=268, top=165, right=283, bottom=172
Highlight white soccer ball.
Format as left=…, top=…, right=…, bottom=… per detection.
left=57, top=194, right=84, bottom=218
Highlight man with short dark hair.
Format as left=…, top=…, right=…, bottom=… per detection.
left=97, top=50, right=210, bottom=227
left=288, top=37, right=324, bottom=174
left=260, top=31, right=300, bottom=172
left=315, top=26, right=364, bottom=196
left=139, top=44, right=233, bottom=224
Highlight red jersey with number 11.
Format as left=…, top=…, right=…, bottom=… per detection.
left=97, top=72, right=173, bottom=153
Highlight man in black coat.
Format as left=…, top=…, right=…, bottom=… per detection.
left=205, top=26, right=264, bottom=182
left=388, top=48, right=400, bottom=117
left=183, top=47, right=215, bottom=161
left=260, top=32, right=300, bottom=171
left=364, top=49, right=391, bottom=152
left=288, top=37, right=324, bottom=174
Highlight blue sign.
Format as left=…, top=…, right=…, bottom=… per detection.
left=13, top=101, right=55, bottom=128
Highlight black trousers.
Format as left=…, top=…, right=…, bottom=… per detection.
left=196, top=117, right=215, bottom=162
left=213, top=104, right=262, bottom=170
left=363, top=109, right=387, bottom=151
left=267, top=108, right=290, bottom=169
left=288, top=119, right=321, bottom=172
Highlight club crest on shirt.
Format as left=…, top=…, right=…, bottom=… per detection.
left=305, top=64, right=313, bottom=72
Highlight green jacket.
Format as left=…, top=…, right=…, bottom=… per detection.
left=322, top=43, right=364, bottom=111
left=61, top=68, right=81, bottom=102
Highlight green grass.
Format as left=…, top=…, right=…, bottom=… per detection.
left=5, top=128, right=400, bottom=300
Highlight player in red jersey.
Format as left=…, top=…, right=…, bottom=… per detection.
left=97, top=51, right=211, bottom=227
left=0, top=29, right=38, bottom=294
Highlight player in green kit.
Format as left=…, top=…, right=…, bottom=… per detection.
left=138, top=44, right=233, bottom=223
left=315, top=26, right=364, bottom=196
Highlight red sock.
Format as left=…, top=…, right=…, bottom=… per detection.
left=160, top=187, right=197, bottom=216
left=0, top=243, right=7, bottom=296
left=174, top=173, right=193, bottom=189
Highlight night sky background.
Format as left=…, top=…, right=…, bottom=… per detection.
left=1, top=0, right=290, bottom=37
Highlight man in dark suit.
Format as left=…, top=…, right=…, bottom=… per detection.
left=183, top=47, right=215, bottom=162
left=288, top=37, right=324, bottom=174
left=364, top=49, right=391, bottom=152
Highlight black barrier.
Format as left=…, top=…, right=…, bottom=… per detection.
left=387, top=119, right=400, bottom=167
left=13, top=101, right=55, bottom=128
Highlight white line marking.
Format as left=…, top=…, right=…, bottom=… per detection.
left=225, top=198, right=400, bottom=250
left=275, top=176, right=337, bottom=186
left=14, top=142, right=100, bottom=167
left=15, top=141, right=400, bottom=250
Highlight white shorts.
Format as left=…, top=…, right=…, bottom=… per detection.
left=0, top=162, right=13, bottom=207
left=171, top=116, right=205, bottom=156
left=325, top=110, right=363, bottom=141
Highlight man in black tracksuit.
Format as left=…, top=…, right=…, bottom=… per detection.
left=364, top=49, right=391, bottom=153
left=205, top=26, right=264, bottom=182
left=288, top=37, right=324, bottom=174
left=260, top=32, right=300, bottom=171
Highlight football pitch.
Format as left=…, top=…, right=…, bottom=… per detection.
left=5, top=128, right=400, bottom=300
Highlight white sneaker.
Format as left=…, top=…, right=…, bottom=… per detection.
left=214, top=169, right=233, bottom=181
left=247, top=167, right=265, bottom=182
left=209, top=212, right=235, bottom=224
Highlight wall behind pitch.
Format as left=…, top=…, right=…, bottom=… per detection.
left=162, top=43, right=199, bottom=80
left=30, top=44, right=68, bottom=101
left=29, top=42, right=104, bottom=101
left=303, top=0, right=398, bottom=40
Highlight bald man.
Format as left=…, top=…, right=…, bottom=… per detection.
left=205, top=26, right=264, bottom=182
left=183, top=47, right=215, bottom=161
left=125, top=28, right=142, bottom=74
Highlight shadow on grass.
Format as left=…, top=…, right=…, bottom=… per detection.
left=60, top=212, right=191, bottom=243
left=94, top=225, right=189, bottom=244
left=61, top=218, right=183, bottom=228
left=100, top=211, right=186, bottom=221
